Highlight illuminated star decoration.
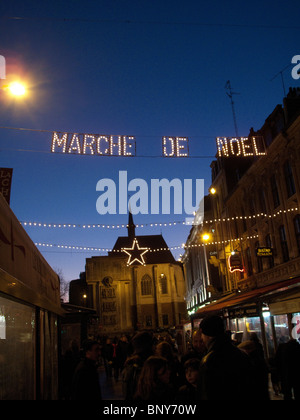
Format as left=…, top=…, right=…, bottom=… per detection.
left=122, top=238, right=149, bottom=266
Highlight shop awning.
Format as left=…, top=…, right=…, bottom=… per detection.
left=194, top=276, right=300, bottom=317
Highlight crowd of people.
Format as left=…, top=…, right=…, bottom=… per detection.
left=61, top=315, right=300, bottom=401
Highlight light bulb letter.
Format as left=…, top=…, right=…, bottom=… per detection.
left=51, top=132, right=68, bottom=153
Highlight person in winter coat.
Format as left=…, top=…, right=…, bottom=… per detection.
left=197, top=315, right=256, bottom=400
left=238, top=340, right=270, bottom=400
left=275, top=338, right=300, bottom=400
left=122, top=331, right=155, bottom=401
left=71, top=339, right=102, bottom=400
left=177, top=358, right=201, bottom=402
left=181, top=329, right=206, bottom=365
left=102, top=337, right=114, bottom=378
left=134, top=356, right=175, bottom=402
left=155, top=340, right=185, bottom=390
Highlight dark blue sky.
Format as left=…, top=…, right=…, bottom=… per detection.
left=0, top=1, right=299, bottom=282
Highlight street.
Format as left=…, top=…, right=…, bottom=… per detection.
left=98, top=364, right=283, bottom=401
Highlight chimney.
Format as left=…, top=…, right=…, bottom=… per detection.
left=283, top=87, right=300, bottom=125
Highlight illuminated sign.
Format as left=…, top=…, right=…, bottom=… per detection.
left=51, top=132, right=136, bottom=156
left=0, top=168, right=13, bottom=205
left=162, top=136, right=189, bottom=157
left=51, top=132, right=190, bottom=157
left=256, top=247, right=273, bottom=257
left=216, top=136, right=266, bottom=158
left=228, top=253, right=244, bottom=273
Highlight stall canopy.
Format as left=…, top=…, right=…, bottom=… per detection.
left=195, top=276, right=300, bottom=317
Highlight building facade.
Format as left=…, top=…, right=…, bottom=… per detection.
left=188, top=88, right=300, bottom=358
left=182, top=195, right=222, bottom=325
left=85, top=214, right=187, bottom=336
left=209, top=88, right=300, bottom=294
left=0, top=194, right=62, bottom=400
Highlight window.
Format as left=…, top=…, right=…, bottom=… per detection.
left=241, top=207, right=247, bottom=231
left=0, top=296, right=36, bottom=400
left=265, top=234, right=274, bottom=268
left=258, top=188, right=267, bottom=213
left=284, top=160, right=296, bottom=197
left=159, top=274, right=168, bottom=294
left=255, top=241, right=263, bottom=273
left=279, top=225, right=289, bottom=262
left=233, top=215, right=239, bottom=237
left=246, top=247, right=253, bottom=276
left=265, top=130, right=273, bottom=147
left=141, top=275, right=153, bottom=296
left=162, top=314, right=169, bottom=326
left=145, top=315, right=152, bottom=327
left=248, top=198, right=256, bottom=226
left=270, top=175, right=280, bottom=208
left=294, top=215, right=300, bottom=255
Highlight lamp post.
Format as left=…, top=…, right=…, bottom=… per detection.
left=208, top=186, right=230, bottom=292
left=201, top=232, right=212, bottom=302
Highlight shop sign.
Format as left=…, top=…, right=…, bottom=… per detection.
left=256, top=247, right=273, bottom=257
left=228, top=252, right=244, bottom=273
left=228, top=305, right=260, bottom=318
left=0, top=168, right=13, bottom=205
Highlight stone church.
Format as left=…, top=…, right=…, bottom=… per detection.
left=85, top=213, right=187, bottom=335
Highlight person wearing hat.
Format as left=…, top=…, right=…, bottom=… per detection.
left=197, top=315, right=255, bottom=400
left=238, top=341, right=269, bottom=400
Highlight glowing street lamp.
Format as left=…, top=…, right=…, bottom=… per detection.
left=7, top=81, right=26, bottom=97
left=202, top=233, right=211, bottom=242
left=1, top=81, right=27, bottom=97
left=209, top=187, right=216, bottom=195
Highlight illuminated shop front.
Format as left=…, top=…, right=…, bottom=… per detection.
left=0, top=195, right=63, bottom=400
left=193, top=276, right=300, bottom=358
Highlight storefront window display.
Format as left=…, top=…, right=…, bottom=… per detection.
left=39, top=310, right=58, bottom=400
left=0, top=295, right=36, bottom=400
left=262, top=312, right=275, bottom=357
left=238, top=316, right=262, bottom=342
left=273, top=314, right=290, bottom=345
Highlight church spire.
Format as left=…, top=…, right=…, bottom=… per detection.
left=127, top=209, right=136, bottom=239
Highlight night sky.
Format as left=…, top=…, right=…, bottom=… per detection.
left=0, top=1, right=299, bottom=284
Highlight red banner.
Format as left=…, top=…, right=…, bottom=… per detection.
left=0, top=168, right=13, bottom=204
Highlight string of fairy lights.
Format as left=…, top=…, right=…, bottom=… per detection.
left=34, top=234, right=260, bottom=254
left=20, top=206, right=299, bottom=230
left=21, top=206, right=299, bottom=254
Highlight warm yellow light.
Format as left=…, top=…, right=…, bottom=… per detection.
left=202, top=233, right=211, bottom=242
left=8, top=82, right=26, bottom=97
left=210, top=187, right=216, bottom=195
